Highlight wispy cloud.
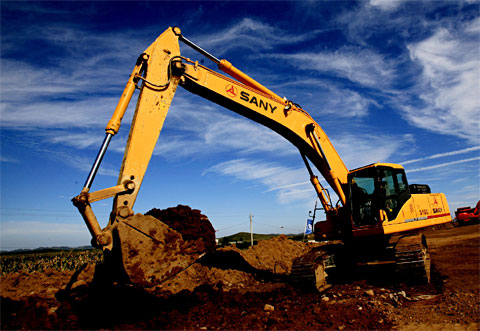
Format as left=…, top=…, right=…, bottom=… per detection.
left=331, top=133, right=415, bottom=169
left=0, top=156, right=19, bottom=163
left=0, top=96, right=119, bottom=129
left=30, top=143, right=119, bottom=178
left=332, top=3, right=479, bottom=144
left=201, top=130, right=417, bottom=203
left=2, top=2, right=84, bottom=16
left=402, top=146, right=480, bottom=165
left=44, top=131, right=110, bottom=150
left=0, top=22, right=152, bottom=132
left=404, top=20, right=480, bottom=143
left=271, top=78, right=378, bottom=118
left=368, top=0, right=406, bottom=11
left=203, top=158, right=314, bottom=203
left=268, top=48, right=396, bottom=89
left=265, top=180, right=311, bottom=192
left=407, top=156, right=480, bottom=173
left=191, top=18, right=322, bottom=57
left=154, top=98, right=297, bottom=160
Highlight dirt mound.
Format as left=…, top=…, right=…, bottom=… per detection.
left=118, top=206, right=309, bottom=292
left=146, top=205, right=216, bottom=252
left=149, top=235, right=312, bottom=295
left=229, top=234, right=314, bottom=274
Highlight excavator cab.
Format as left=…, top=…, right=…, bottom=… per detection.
left=348, top=164, right=411, bottom=227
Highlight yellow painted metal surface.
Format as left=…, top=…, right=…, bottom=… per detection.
left=352, top=192, right=451, bottom=238
left=382, top=193, right=451, bottom=234
left=114, top=28, right=180, bottom=211
left=218, top=59, right=284, bottom=102
left=106, top=62, right=144, bottom=135
left=349, top=162, right=405, bottom=173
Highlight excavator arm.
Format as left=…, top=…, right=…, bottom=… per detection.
left=72, top=27, right=349, bottom=287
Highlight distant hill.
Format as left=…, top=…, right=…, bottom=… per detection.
left=217, top=232, right=306, bottom=246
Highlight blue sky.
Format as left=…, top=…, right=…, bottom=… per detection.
left=1, top=1, right=479, bottom=250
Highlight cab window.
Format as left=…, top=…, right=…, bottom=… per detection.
left=349, top=168, right=377, bottom=227
left=349, top=166, right=410, bottom=227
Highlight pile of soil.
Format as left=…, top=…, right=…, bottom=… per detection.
left=146, top=205, right=216, bottom=253
left=150, top=234, right=314, bottom=295
left=225, top=234, right=315, bottom=274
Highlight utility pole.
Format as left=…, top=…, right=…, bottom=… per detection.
left=250, top=213, right=253, bottom=246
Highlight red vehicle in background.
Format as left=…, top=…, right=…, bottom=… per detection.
left=455, top=200, right=480, bottom=225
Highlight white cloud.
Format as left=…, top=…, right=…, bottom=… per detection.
left=369, top=0, right=405, bottom=11
left=191, top=18, right=321, bottom=56
left=204, top=158, right=314, bottom=204
left=402, top=146, right=480, bottom=165
left=335, top=1, right=421, bottom=47
left=2, top=2, right=77, bottom=16
left=331, top=133, right=415, bottom=170
left=154, top=98, right=297, bottom=159
left=269, top=48, right=395, bottom=89
left=0, top=156, right=19, bottom=163
left=33, top=145, right=119, bottom=178
left=0, top=60, right=82, bottom=101
left=45, top=132, right=109, bottom=150
left=201, top=132, right=420, bottom=205
left=60, top=152, right=118, bottom=178
left=265, top=180, right=311, bottom=192
left=272, top=78, right=378, bottom=118
left=407, top=156, right=480, bottom=173
left=405, top=22, right=480, bottom=143
left=0, top=25, right=148, bottom=131
left=193, top=130, right=417, bottom=204
left=0, top=97, right=118, bottom=129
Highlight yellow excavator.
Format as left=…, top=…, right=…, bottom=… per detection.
left=72, top=27, right=451, bottom=289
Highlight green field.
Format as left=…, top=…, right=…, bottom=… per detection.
left=0, top=249, right=103, bottom=275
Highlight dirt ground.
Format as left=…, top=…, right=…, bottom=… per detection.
left=1, top=221, right=479, bottom=330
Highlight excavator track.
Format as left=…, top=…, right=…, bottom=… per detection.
left=394, top=233, right=431, bottom=283
left=290, top=247, right=335, bottom=291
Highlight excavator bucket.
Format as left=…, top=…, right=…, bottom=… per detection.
left=113, top=215, right=198, bottom=287
left=109, top=206, right=216, bottom=288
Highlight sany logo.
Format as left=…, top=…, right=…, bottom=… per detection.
left=225, top=83, right=277, bottom=114
left=225, top=84, right=237, bottom=98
